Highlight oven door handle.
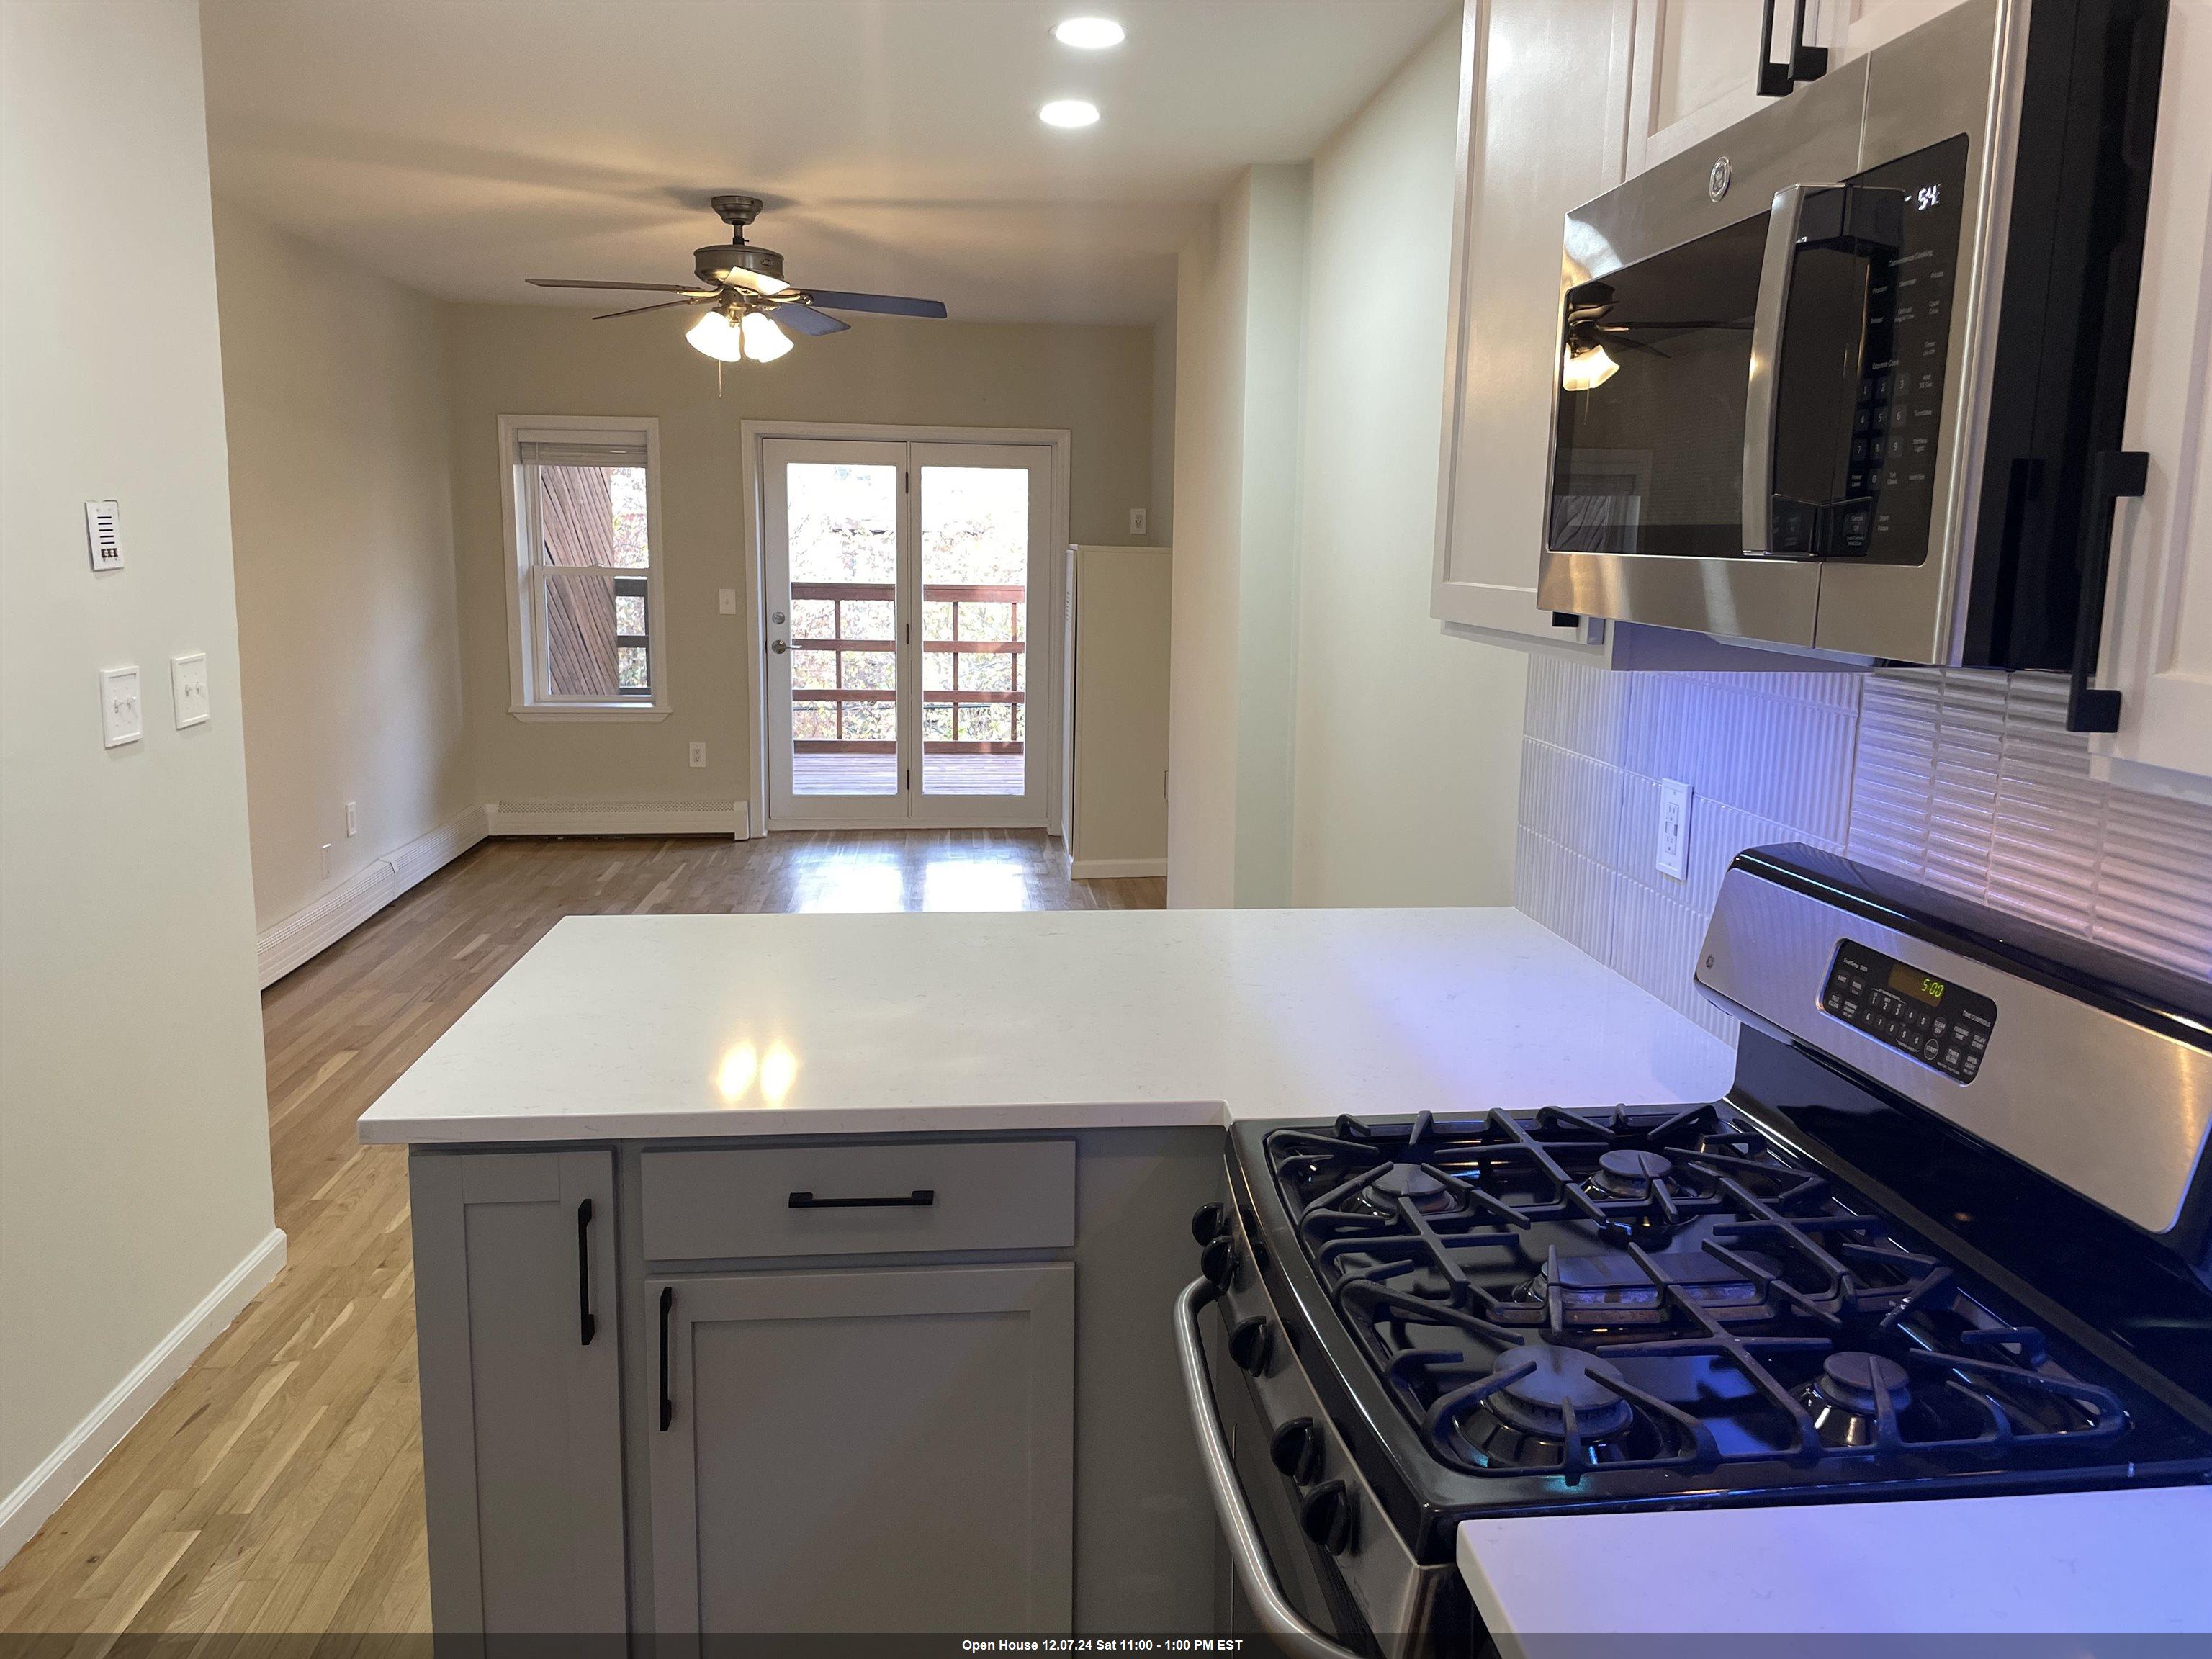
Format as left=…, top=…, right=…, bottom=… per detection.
left=1742, top=181, right=1837, bottom=554
left=1174, top=1279, right=1367, bottom=1659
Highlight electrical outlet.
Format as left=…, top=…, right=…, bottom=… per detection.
left=345, top=800, right=359, bottom=837
left=170, top=653, right=209, bottom=728
left=1656, top=779, right=1692, bottom=881
left=688, top=741, right=707, bottom=768
left=719, top=588, right=738, bottom=615
left=1129, top=507, right=1148, bottom=536
left=99, top=666, right=143, bottom=747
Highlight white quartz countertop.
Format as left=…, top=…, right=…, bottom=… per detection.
left=357, top=907, right=1732, bottom=1143
left=1457, top=1485, right=2212, bottom=1647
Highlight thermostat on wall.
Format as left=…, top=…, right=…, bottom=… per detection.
left=84, top=500, right=123, bottom=572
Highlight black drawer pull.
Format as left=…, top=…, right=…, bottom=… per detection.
left=576, top=1197, right=597, bottom=1346
left=657, top=1285, right=673, bottom=1431
left=787, top=1188, right=936, bottom=1210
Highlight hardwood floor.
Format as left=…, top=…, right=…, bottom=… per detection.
left=0, top=831, right=1161, bottom=1641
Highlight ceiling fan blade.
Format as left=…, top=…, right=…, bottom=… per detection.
left=773, top=303, right=851, bottom=338
left=593, top=298, right=705, bottom=320
left=799, top=289, right=949, bottom=319
left=528, top=277, right=715, bottom=295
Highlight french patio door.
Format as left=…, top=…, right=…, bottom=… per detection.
left=762, top=438, right=1053, bottom=828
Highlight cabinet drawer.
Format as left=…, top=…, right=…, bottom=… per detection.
left=639, top=1138, right=1074, bottom=1261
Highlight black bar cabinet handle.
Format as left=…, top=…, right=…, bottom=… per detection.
left=575, top=1197, right=596, bottom=1346
left=1787, top=0, right=1828, bottom=83
left=787, top=1188, right=936, bottom=1210
left=2067, top=449, right=2149, bottom=734
left=1755, top=0, right=1794, bottom=96
left=657, top=1285, right=673, bottom=1431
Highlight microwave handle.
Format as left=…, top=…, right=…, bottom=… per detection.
left=1742, top=183, right=1839, bottom=554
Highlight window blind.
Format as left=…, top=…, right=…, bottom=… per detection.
left=517, top=439, right=648, bottom=467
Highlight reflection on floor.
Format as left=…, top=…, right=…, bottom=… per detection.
left=0, top=831, right=1160, bottom=1641
left=793, top=751, right=1025, bottom=796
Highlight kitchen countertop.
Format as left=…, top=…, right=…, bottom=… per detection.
left=1457, top=1485, right=2212, bottom=1647
left=357, top=907, right=1733, bottom=1143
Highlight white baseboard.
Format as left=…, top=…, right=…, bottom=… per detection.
left=1069, top=855, right=1167, bottom=879
left=256, top=804, right=488, bottom=987
left=0, top=1227, right=287, bottom=1569
left=487, top=799, right=747, bottom=839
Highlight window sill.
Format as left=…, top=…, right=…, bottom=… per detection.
left=508, top=702, right=672, bottom=723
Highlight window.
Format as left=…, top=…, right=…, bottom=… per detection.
left=500, top=417, right=668, bottom=718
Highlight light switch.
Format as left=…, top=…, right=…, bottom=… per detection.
left=171, top=653, right=210, bottom=728
left=99, top=666, right=143, bottom=747
left=84, top=501, right=124, bottom=572
left=719, top=588, right=738, bottom=615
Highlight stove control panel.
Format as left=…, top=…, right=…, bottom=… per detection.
left=1823, top=938, right=1995, bottom=1083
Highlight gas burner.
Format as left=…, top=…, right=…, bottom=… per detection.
left=1367, top=1161, right=1462, bottom=1216
left=1817, top=1351, right=1912, bottom=1416
left=1515, top=1244, right=1767, bottom=1327
left=1485, top=1344, right=1636, bottom=1439
left=1590, top=1148, right=1673, bottom=1199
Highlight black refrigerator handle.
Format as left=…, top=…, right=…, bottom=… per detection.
left=2067, top=449, right=2149, bottom=734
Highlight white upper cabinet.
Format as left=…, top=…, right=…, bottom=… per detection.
left=1431, top=0, right=1635, bottom=644
left=2095, top=3, right=2212, bottom=791
left=1625, top=0, right=1785, bottom=174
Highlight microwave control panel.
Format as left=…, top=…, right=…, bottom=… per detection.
left=1843, top=135, right=1970, bottom=564
left=1823, top=937, right=1995, bottom=1083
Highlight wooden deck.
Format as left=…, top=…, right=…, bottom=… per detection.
left=794, top=751, right=1026, bottom=796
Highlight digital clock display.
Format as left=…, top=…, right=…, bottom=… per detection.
left=1887, top=963, right=1947, bottom=1007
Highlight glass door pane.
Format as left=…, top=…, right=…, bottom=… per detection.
left=786, top=461, right=901, bottom=797
left=919, top=466, right=1029, bottom=798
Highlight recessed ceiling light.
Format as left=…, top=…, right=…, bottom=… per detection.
left=1039, top=99, right=1100, bottom=128
left=1053, top=17, right=1125, bottom=50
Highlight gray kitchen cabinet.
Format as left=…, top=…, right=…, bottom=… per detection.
left=647, top=1262, right=1076, bottom=1638
left=409, top=1148, right=627, bottom=1642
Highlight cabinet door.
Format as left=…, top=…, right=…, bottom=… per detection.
left=649, top=1262, right=1075, bottom=1637
left=1814, top=0, right=1975, bottom=70
left=409, top=1148, right=626, bottom=1642
left=2098, top=2, right=2212, bottom=787
left=1432, top=0, right=1635, bottom=642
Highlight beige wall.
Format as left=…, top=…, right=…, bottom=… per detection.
left=1165, top=165, right=1312, bottom=909
left=1288, top=22, right=1527, bottom=905
left=213, top=202, right=472, bottom=930
left=1, top=0, right=278, bottom=1527
left=1071, top=547, right=1171, bottom=870
left=441, top=306, right=1156, bottom=816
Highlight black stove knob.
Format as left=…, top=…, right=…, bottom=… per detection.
left=1299, top=1480, right=1354, bottom=1556
left=1199, top=1237, right=1239, bottom=1293
left=1228, top=1315, right=1273, bottom=1376
left=1190, top=1202, right=1229, bottom=1245
left=1269, top=1418, right=1323, bottom=1485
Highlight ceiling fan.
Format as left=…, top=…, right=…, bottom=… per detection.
left=526, top=194, right=948, bottom=364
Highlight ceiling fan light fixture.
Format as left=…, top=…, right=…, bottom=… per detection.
left=739, top=310, right=793, bottom=363
left=1560, top=342, right=1619, bottom=392
left=1052, top=17, right=1125, bottom=49
left=687, top=308, right=747, bottom=362
left=1039, top=99, right=1100, bottom=129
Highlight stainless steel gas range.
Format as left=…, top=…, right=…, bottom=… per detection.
left=1177, top=845, right=2212, bottom=1658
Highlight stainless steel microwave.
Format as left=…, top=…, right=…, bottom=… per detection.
left=1537, top=0, right=2165, bottom=682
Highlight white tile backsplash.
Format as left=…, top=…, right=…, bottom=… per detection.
left=1516, top=660, right=2212, bottom=1038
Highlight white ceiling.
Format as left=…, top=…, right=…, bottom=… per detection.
left=201, top=0, right=1455, bottom=327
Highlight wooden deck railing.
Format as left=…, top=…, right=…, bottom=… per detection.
left=790, top=580, right=1025, bottom=755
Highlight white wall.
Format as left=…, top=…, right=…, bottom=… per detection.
left=213, top=202, right=474, bottom=933
left=1071, top=546, right=1172, bottom=872
left=1287, top=22, right=1527, bottom=906
left=1, top=0, right=281, bottom=1552
left=1166, top=165, right=1312, bottom=908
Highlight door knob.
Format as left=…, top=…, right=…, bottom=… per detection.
left=770, top=639, right=788, bottom=654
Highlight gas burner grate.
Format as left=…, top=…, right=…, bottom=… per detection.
left=1266, top=1107, right=2128, bottom=1483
